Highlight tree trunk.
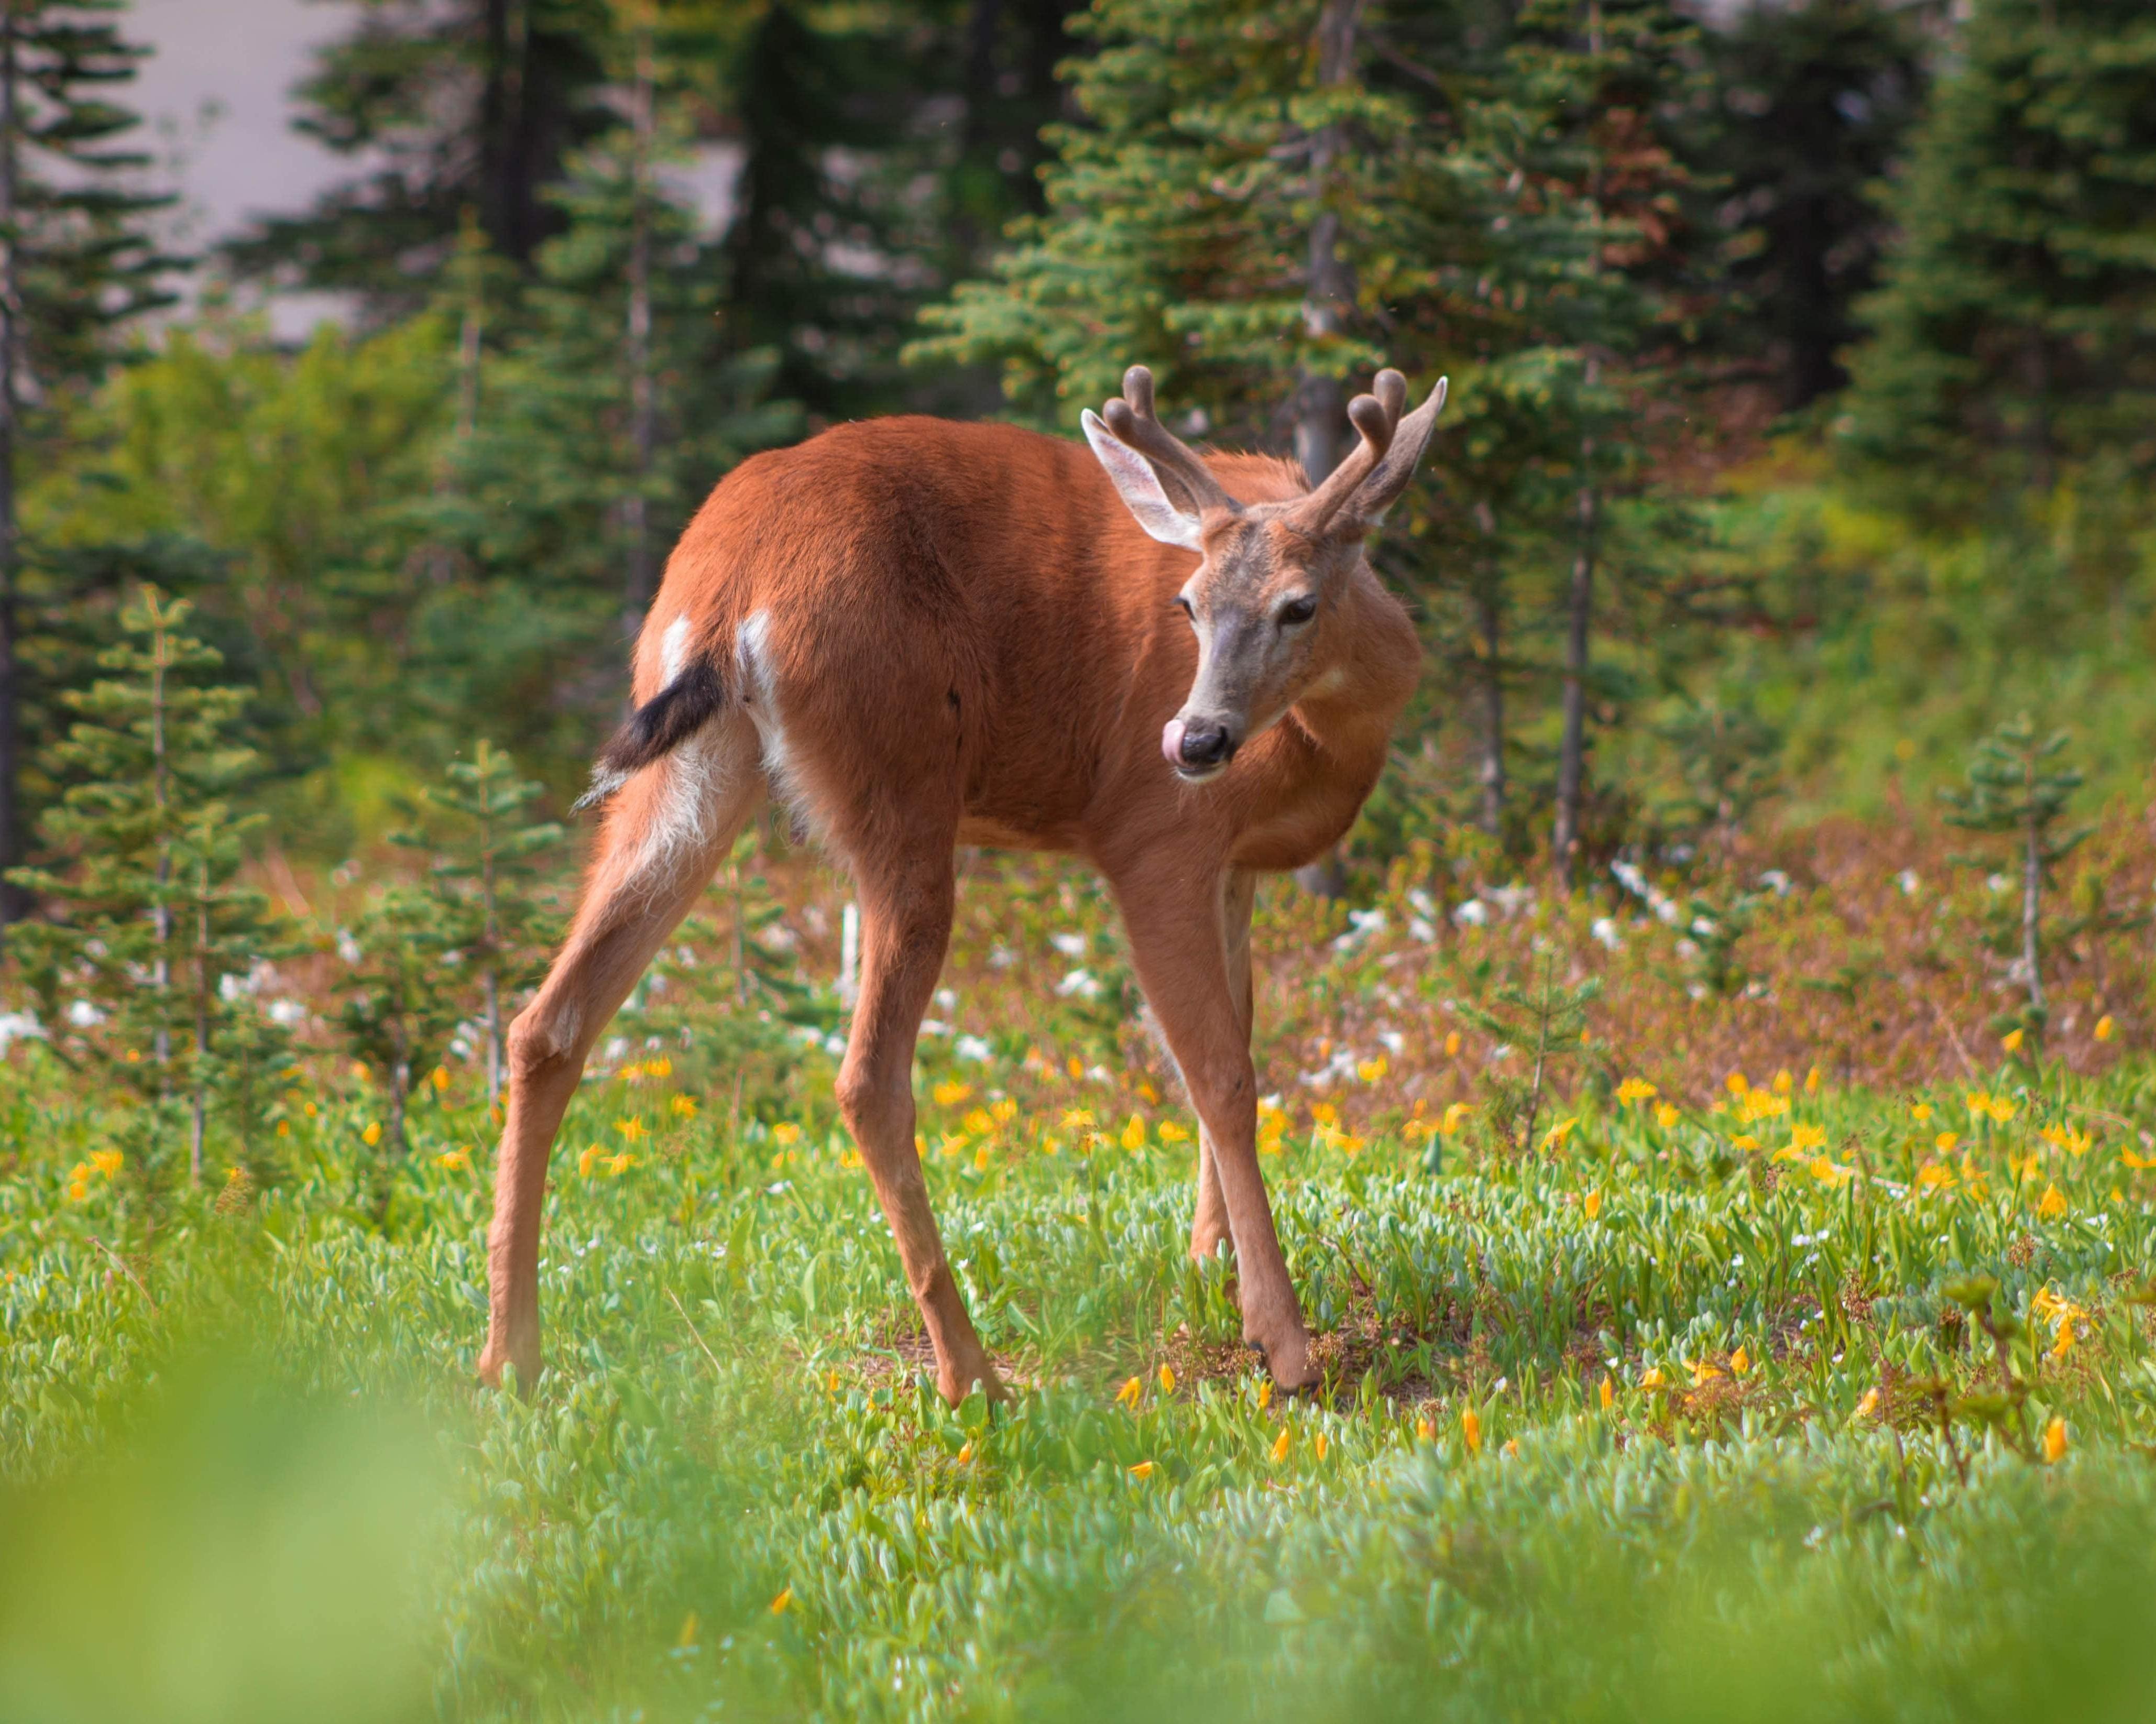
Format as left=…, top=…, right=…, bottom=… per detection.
left=1475, top=583, right=1505, bottom=839
left=2022, top=812, right=2044, bottom=1015
left=0, top=9, right=21, bottom=928
left=622, top=26, right=656, bottom=644
left=1551, top=357, right=1599, bottom=887
left=1472, top=500, right=1504, bottom=838
left=1290, top=0, right=1364, bottom=901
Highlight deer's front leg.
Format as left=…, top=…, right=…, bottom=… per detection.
left=1189, top=869, right=1256, bottom=1264
left=835, top=853, right=1003, bottom=1408
left=1116, top=868, right=1312, bottom=1391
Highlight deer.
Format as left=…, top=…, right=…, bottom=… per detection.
left=477, top=364, right=1446, bottom=1406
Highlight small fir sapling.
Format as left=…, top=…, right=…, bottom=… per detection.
left=6, top=587, right=292, bottom=1187
left=334, top=883, right=468, bottom=1162
left=1940, top=715, right=2090, bottom=1034
left=1656, top=693, right=1782, bottom=869
left=394, top=739, right=562, bottom=1103
left=1455, top=951, right=1600, bottom=1156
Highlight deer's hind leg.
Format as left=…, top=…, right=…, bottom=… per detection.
left=830, top=829, right=1002, bottom=1405
left=480, top=712, right=765, bottom=1392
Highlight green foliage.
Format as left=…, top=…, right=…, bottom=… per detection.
left=1454, top=952, right=1602, bottom=1156
left=1942, top=714, right=2091, bottom=1025
left=18, top=1052, right=2156, bottom=1719
left=1690, top=0, right=1936, bottom=408
left=224, top=0, right=615, bottom=308
left=6, top=587, right=289, bottom=1187
left=334, top=885, right=466, bottom=1169
left=392, top=739, right=563, bottom=1103
left=0, top=0, right=183, bottom=400
left=1840, top=0, right=2156, bottom=507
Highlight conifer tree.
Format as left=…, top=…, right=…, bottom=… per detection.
left=336, top=883, right=468, bottom=1163
left=1841, top=0, right=2156, bottom=504
left=419, top=84, right=795, bottom=743
left=7, top=587, right=287, bottom=1186
left=1693, top=0, right=1934, bottom=409
left=1942, top=714, right=2089, bottom=1024
left=0, top=0, right=183, bottom=924
left=226, top=0, right=615, bottom=313
left=394, top=738, right=562, bottom=1102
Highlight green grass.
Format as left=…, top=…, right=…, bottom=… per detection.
left=9, top=1050, right=2156, bottom=1721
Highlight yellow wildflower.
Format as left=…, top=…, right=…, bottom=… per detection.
left=1311, top=1101, right=1340, bottom=1126
left=1270, top=1426, right=1292, bottom=1463
left=957, top=1441, right=975, bottom=1465
left=434, top=1148, right=468, bottom=1171
left=65, top=1176, right=90, bottom=1203
left=1158, top=1119, right=1190, bottom=1144
left=1059, top=1108, right=1095, bottom=1132
left=1128, top=1459, right=1155, bottom=1479
left=1117, top=1375, right=1143, bottom=1409
left=2095, top=1014, right=2116, bottom=1042
left=2124, top=1147, right=2156, bottom=1171
left=1640, top=1366, right=1667, bottom=1390
left=361, top=1121, right=382, bottom=1147
left=1731, top=1346, right=1750, bottom=1375
left=605, top=1152, right=637, bottom=1176
left=1732, top=1134, right=1760, bottom=1152
left=770, top=1587, right=793, bottom=1615
left=1789, top=1122, right=1826, bottom=1154
left=1444, top=1031, right=1462, bottom=1057
left=2044, top=1418, right=2068, bottom=1464
left=992, top=1096, right=1019, bottom=1125
left=1934, top=1132, right=1961, bottom=1155
left=1583, top=1190, right=1602, bottom=1220
left=1599, top=1376, right=1614, bottom=1412
left=1461, top=1408, right=1483, bottom=1454
left=1357, top=1056, right=1388, bottom=1083
left=1416, top=1414, right=1436, bottom=1441
left=932, top=1080, right=972, bottom=1107
left=1314, top=1431, right=1330, bottom=1461
left=1772, top=1069, right=1793, bottom=1095
left=2037, top=1183, right=2068, bottom=1219
left=88, top=1149, right=122, bottom=1177
left=616, top=1116, right=647, bottom=1142
left=1440, top=1102, right=1473, bottom=1137
left=670, top=1094, right=698, bottom=1118
left=773, top=1122, right=802, bottom=1146
left=1911, top=1102, right=1933, bottom=1123
left=963, top=1107, right=997, bottom=1136
left=1726, top=1071, right=1749, bottom=1096
left=1655, top=1102, right=1680, bottom=1129
left=1066, top=1055, right=1086, bottom=1081
left=1810, top=1156, right=1854, bottom=1188
left=1121, top=1115, right=1146, bottom=1152
left=1617, top=1076, right=1658, bottom=1107
left=1540, top=1117, right=1578, bottom=1152
left=1856, top=1387, right=1880, bottom=1419
left=1157, top=1364, right=1175, bottom=1395
left=2002, top=1027, right=2024, bottom=1053
left=1257, top=1379, right=1273, bottom=1411
left=1805, top=1067, right=1822, bottom=1094
left=430, top=1066, right=451, bottom=1092
left=578, top=1144, right=603, bottom=1177
left=645, top=1057, right=672, bottom=1079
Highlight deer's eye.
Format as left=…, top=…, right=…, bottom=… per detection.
left=1174, top=594, right=1195, bottom=619
left=1277, top=595, right=1318, bottom=628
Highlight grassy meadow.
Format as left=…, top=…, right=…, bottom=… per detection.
left=10, top=826, right=2156, bottom=1721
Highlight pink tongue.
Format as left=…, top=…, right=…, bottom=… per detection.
left=1161, top=718, right=1186, bottom=766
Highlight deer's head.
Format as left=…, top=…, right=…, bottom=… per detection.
left=1083, top=366, right=1446, bottom=782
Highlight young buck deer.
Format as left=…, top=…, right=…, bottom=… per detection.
left=478, top=365, right=1445, bottom=1404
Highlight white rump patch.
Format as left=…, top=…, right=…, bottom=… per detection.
left=659, top=613, right=693, bottom=684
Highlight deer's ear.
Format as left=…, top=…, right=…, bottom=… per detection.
left=1345, top=377, right=1447, bottom=530
left=1082, top=409, right=1203, bottom=550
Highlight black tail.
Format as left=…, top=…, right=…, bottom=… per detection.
left=574, top=658, right=730, bottom=809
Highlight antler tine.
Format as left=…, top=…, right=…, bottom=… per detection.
left=1294, top=368, right=1409, bottom=534
left=1100, top=365, right=1242, bottom=516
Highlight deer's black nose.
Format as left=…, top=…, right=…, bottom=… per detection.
left=1179, top=720, right=1234, bottom=769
